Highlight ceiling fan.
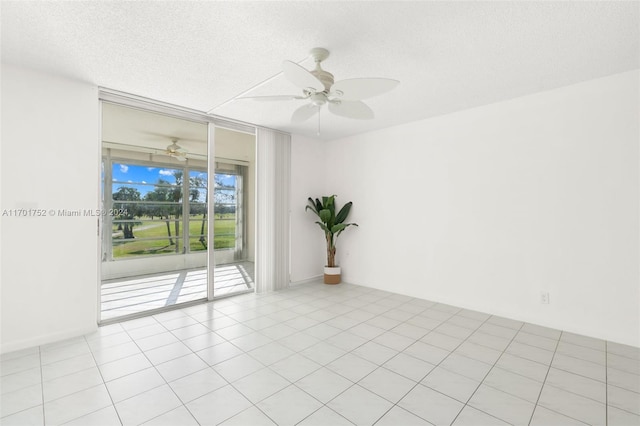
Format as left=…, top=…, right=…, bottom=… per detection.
left=165, top=138, right=188, bottom=161
left=237, top=47, right=399, bottom=125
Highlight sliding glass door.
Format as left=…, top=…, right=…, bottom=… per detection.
left=99, top=98, right=257, bottom=322
left=100, top=102, right=210, bottom=322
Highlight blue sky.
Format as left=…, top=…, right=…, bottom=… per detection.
left=111, top=163, right=235, bottom=201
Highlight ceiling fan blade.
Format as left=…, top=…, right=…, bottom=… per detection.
left=174, top=155, right=187, bottom=161
left=282, top=60, right=324, bottom=91
left=331, top=78, right=399, bottom=101
left=236, top=95, right=306, bottom=102
left=291, top=104, right=319, bottom=123
left=142, top=132, right=204, bottom=143
left=328, top=100, right=374, bottom=120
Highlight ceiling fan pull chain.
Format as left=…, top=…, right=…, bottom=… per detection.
left=317, top=106, right=321, bottom=136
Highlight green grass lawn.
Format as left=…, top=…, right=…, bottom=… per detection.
left=112, top=214, right=236, bottom=258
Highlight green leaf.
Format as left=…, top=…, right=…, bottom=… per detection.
left=306, top=197, right=316, bottom=210
left=319, top=208, right=331, bottom=223
left=331, top=223, right=347, bottom=234
left=335, top=201, right=353, bottom=224
left=335, top=222, right=358, bottom=239
left=315, top=221, right=330, bottom=233
left=307, top=195, right=357, bottom=248
left=305, top=198, right=320, bottom=216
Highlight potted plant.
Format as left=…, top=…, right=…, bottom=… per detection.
left=306, top=195, right=358, bottom=284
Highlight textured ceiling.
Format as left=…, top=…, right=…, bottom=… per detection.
left=2, top=1, right=638, bottom=140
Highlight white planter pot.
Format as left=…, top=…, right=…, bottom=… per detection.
left=323, top=266, right=341, bottom=285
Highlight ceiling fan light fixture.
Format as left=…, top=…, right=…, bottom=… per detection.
left=310, top=93, right=327, bottom=107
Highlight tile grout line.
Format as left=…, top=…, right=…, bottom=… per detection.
left=34, top=336, right=128, bottom=424
left=605, top=340, right=608, bottom=426
left=81, top=334, right=124, bottom=425
left=39, top=345, right=45, bottom=425
left=112, top=316, right=206, bottom=425
left=526, top=330, right=562, bottom=426
left=236, top=289, right=427, bottom=424
left=0, top=356, right=44, bottom=420
left=350, top=302, right=533, bottom=425
left=460, top=325, right=624, bottom=407
left=40, top=290, right=612, bottom=426
left=449, top=318, right=526, bottom=426
left=231, top=286, right=374, bottom=425
left=5, top=282, right=638, bottom=425
left=136, top=310, right=278, bottom=425
left=177, top=287, right=346, bottom=424
left=530, top=335, right=613, bottom=424
left=501, top=344, right=610, bottom=399
left=254, top=289, right=378, bottom=421
left=291, top=293, right=438, bottom=426
left=372, top=308, right=466, bottom=424
left=375, top=308, right=522, bottom=425
left=136, top=304, right=273, bottom=425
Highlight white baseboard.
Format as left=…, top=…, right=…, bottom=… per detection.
left=1, top=324, right=98, bottom=355
left=289, top=275, right=323, bottom=286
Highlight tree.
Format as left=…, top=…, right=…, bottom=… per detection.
left=169, top=172, right=184, bottom=253
left=214, top=175, right=235, bottom=219
left=190, top=174, right=207, bottom=249
left=144, top=179, right=175, bottom=245
left=142, top=171, right=208, bottom=252
left=112, top=187, right=141, bottom=239
left=128, top=170, right=214, bottom=252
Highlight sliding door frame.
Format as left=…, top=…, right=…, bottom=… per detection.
left=98, top=88, right=257, bottom=324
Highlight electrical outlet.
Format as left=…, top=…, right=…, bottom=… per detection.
left=540, top=292, right=550, bottom=304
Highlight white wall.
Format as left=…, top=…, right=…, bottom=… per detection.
left=290, top=134, right=327, bottom=283
left=2, top=63, right=636, bottom=352
left=323, top=70, right=639, bottom=346
left=1, top=64, right=100, bottom=353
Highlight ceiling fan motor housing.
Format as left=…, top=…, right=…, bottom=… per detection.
left=310, top=68, right=334, bottom=92
left=309, top=47, right=334, bottom=92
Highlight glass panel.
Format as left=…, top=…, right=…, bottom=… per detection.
left=112, top=219, right=183, bottom=258
left=213, top=215, right=235, bottom=249
left=213, top=127, right=255, bottom=296
left=101, top=102, right=209, bottom=322
left=214, top=173, right=236, bottom=250
left=189, top=220, right=208, bottom=252
left=113, top=236, right=183, bottom=258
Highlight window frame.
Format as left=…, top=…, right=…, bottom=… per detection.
left=103, top=157, right=210, bottom=261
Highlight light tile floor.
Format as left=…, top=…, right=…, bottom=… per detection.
left=2, top=282, right=639, bottom=425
